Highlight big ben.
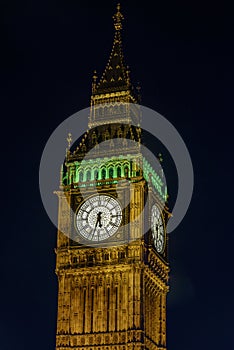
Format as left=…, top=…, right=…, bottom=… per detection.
left=55, top=3, right=169, bottom=350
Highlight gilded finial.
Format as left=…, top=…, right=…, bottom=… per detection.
left=113, top=3, right=124, bottom=31
left=93, top=70, right=98, bottom=83
left=92, top=70, right=98, bottom=93
left=158, top=153, right=163, bottom=163
left=67, top=132, right=72, bottom=149
left=126, top=66, right=130, bottom=85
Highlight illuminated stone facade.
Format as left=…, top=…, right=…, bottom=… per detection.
left=55, top=4, right=169, bottom=350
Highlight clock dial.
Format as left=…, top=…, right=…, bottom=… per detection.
left=76, top=195, right=122, bottom=241
left=151, top=204, right=165, bottom=253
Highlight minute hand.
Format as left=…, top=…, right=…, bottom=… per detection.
left=92, top=218, right=99, bottom=239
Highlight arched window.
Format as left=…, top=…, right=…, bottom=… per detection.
left=104, top=106, right=108, bottom=118
left=94, top=169, right=98, bottom=180
left=109, top=167, right=113, bottom=178
left=117, top=167, right=121, bottom=178
left=79, top=172, right=83, bottom=182
left=63, top=174, right=67, bottom=186
left=124, top=166, right=129, bottom=177
left=92, top=132, right=97, bottom=145
left=101, top=168, right=106, bottom=180
left=117, top=127, right=122, bottom=138
left=104, top=130, right=109, bottom=141
left=86, top=170, right=91, bottom=181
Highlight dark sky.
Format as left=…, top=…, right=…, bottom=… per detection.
left=1, top=0, right=234, bottom=349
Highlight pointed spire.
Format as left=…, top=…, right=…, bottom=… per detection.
left=93, top=3, right=132, bottom=95
left=113, top=3, right=124, bottom=31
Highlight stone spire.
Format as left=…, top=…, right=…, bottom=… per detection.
left=93, top=3, right=132, bottom=95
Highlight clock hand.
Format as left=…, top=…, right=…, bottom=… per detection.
left=97, top=211, right=102, bottom=228
left=92, top=216, right=99, bottom=239
left=92, top=212, right=103, bottom=240
left=155, top=223, right=159, bottom=241
left=80, top=209, right=90, bottom=214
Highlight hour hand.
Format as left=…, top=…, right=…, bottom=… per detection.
left=97, top=211, right=102, bottom=228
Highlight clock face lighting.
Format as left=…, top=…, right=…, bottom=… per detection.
left=151, top=204, right=165, bottom=253
left=76, top=195, right=122, bottom=241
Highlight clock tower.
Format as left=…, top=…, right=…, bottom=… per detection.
left=55, top=4, right=169, bottom=350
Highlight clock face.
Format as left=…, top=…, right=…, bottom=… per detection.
left=151, top=204, right=165, bottom=253
left=76, top=195, right=122, bottom=241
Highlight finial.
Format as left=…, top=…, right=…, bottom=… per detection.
left=93, top=70, right=98, bottom=83
left=67, top=132, right=72, bottom=149
left=113, top=3, right=124, bottom=31
left=158, top=153, right=163, bottom=163
left=92, top=70, right=98, bottom=93
left=126, top=66, right=130, bottom=85
left=60, top=164, right=64, bottom=187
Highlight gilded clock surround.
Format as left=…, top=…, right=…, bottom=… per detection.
left=151, top=204, right=166, bottom=254
left=75, top=194, right=123, bottom=242
left=55, top=4, right=170, bottom=350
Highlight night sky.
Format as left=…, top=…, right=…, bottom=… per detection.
left=1, top=1, right=234, bottom=349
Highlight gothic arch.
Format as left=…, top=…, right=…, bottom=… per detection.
left=93, top=168, right=99, bottom=180
left=117, top=165, right=122, bottom=178
left=101, top=168, right=106, bottom=180
left=108, top=167, right=114, bottom=178
left=86, top=170, right=91, bottom=182
left=79, top=171, right=83, bottom=182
